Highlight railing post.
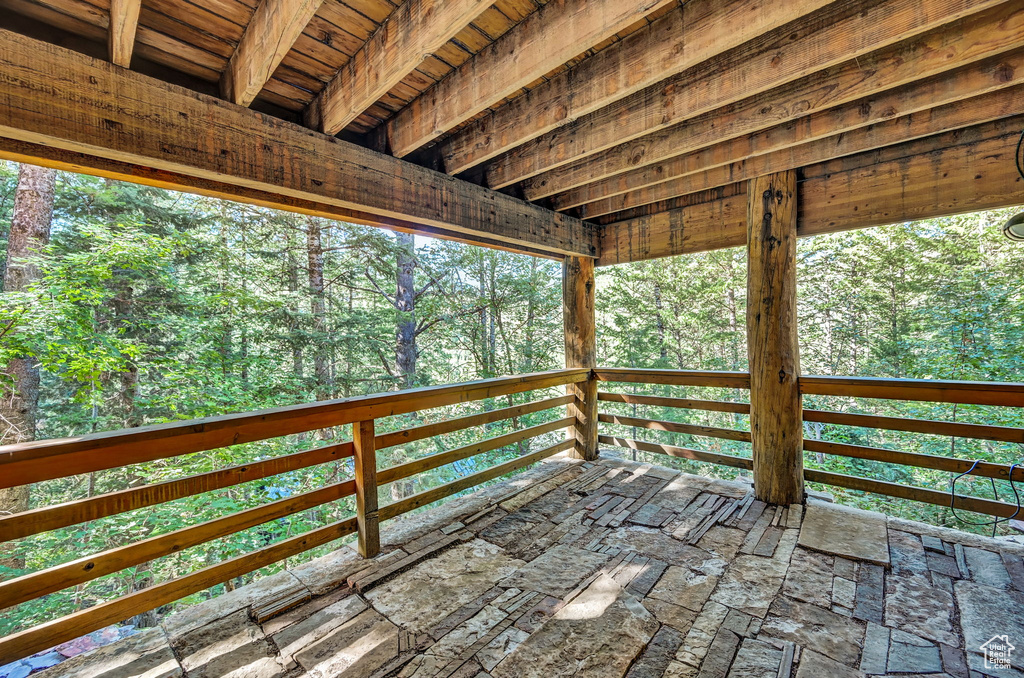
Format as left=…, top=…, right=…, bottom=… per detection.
left=746, top=170, right=804, bottom=505
left=353, top=419, right=380, bottom=557
left=563, top=256, right=599, bottom=461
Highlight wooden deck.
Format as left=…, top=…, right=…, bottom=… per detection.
left=36, top=454, right=1024, bottom=678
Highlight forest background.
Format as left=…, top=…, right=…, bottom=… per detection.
left=1, top=161, right=1022, bottom=635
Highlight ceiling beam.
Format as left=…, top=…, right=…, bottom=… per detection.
left=306, top=0, right=492, bottom=136
left=221, top=0, right=324, bottom=107
left=597, top=115, right=1024, bottom=265
left=0, top=29, right=595, bottom=258
left=572, top=50, right=1024, bottom=217
left=489, top=0, right=1014, bottom=194
left=384, top=0, right=678, bottom=159
left=108, top=0, right=141, bottom=67
left=437, top=0, right=834, bottom=176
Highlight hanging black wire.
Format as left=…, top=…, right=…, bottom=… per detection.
left=949, top=460, right=1022, bottom=536
left=1017, top=126, right=1024, bottom=181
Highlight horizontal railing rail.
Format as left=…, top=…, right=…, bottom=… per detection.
left=0, top=369, right=584, bottom=665
left=597, top=369, right=1024, bottom=519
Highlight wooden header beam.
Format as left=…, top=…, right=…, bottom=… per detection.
left=597, top=115, right=1024, bottom=265
left=0, top=29, right=596, bottom=258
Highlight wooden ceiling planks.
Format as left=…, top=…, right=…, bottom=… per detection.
left=501, top=0, right=1017, bottom=196
left=3, top=0, right=1024, bottom=265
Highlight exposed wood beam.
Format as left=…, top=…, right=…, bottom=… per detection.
left=0, top=29, right=595, bottom=258
left=385, top=0, right=678, bottom=159
left=597, top=115, right=1024, bottom=265
left=0, top=138, right=563, bottom=260
left=108, top=0, right=141, bottom=67
left=491, top=0, right=1017, bottom=194
left=306, top=0, right=491, bottom=136
left=573, top=53, right=1024, bottom=218
left=747, top=170, right=803, bottom=505
left=437, top=0, right=834, bottom=175
left=221, top=0, right=324, bottom=107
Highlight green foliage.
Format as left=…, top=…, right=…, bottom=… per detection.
left=2, top=159, right=1022, bottom=638
left=598, top=207, right=1024, bottom=536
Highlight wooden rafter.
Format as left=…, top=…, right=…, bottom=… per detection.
left=0, top=29, right=595, bottom=258
left=597, top=115, right=1024, bottom=265
left=572, top=51, right=1024, bottom=218
left=221, top=0, right=324, bottom=106
left=488, top=0, right=1015, bottom=194
left=307, top=0, right=492, bottom=136
left=384, top=0, right=679, bottom=158
left=108, top=0, right=141, bottom=67
left=437, top=0, right=835, bottom=176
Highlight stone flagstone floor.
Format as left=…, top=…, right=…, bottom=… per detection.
left=41, top=453, right=1024, bottom=678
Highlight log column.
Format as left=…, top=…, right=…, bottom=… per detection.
left=746, top=170, right=804, bottom=504
left=353, top=419, right=380, bottom=557
left=563, top=256, right=598, bottom=461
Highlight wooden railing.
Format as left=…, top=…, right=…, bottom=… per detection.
left=0, top=369, right=587, bottom=664
left=596, top=367, right=1024, bottom=517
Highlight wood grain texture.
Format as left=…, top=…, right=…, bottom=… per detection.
left=503, top=0, right=1019, bottom=196
left=0, top=369, right=587, bottom=489
left=598, top=413, right=752, bottom=443
left=378, top=438, right=573, bottom=520
left=353, top=418, right=380, bottom=558
left=595, top=368, right=751, bottom=388
left=308, top=0, right=489, bottom=135
left=221, top=0, right=324, bottom=106
left=804, top=469, right=1019, bottom=518
left=377, top=416, right=574, bottom=484
left=107, top=0, right=141, bottom=67
left=597, top=115, right=1024, bottom=264
left=563, top=256, right=598, bottom=460
left=0, top=137, right=562, bottom=260
left=746, top=171, right=803, bottom=505
left=0, top=479, right=355, bottom=610
left=385, top=0, right=677, bottom=157
left=803, top=439, right=1024, bottom=484
left=0, top=517, right=358, bottom=665
left=0, top=441, right=353, bottom=541
left=800, top=374, right=1024, bottom=407
left=437, top=0, right=833, bottom=174
left=0, top=29, right=595, bottom=258
left=597, top=189, right=748, bottom=266
left=802, top=409, right=1024, bottom=444
left=567, top=52, right=1024, bottom=217
left=598, top=392, right=751, bottom=415
left=599, top=435, right=753, bottom=471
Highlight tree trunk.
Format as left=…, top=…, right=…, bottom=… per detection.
left=306, top=217, right=330, bottom=399
left=395, top=232, right=417, bottom=389
left=0, top=164, right=55, bottom=570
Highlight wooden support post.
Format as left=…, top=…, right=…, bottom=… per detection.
left=747, top=170, right=804, bottom=505
left=563, top=256, right=598, bottom=461
left=353, top=419, right=380, bottom=557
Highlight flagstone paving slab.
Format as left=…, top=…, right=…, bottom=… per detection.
left=36, top=455, right=1024, bottom=678
left=799, top=500, right=890, bottom=565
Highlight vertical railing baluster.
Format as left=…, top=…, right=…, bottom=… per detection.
left=353, top=419, right=380, bottom=557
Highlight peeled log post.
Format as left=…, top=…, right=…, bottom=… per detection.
left=563, top=256, right=598, bottom=461
left=353, top=419, right=380, bottom=557
left=747, top=171, right=804, bottom=505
